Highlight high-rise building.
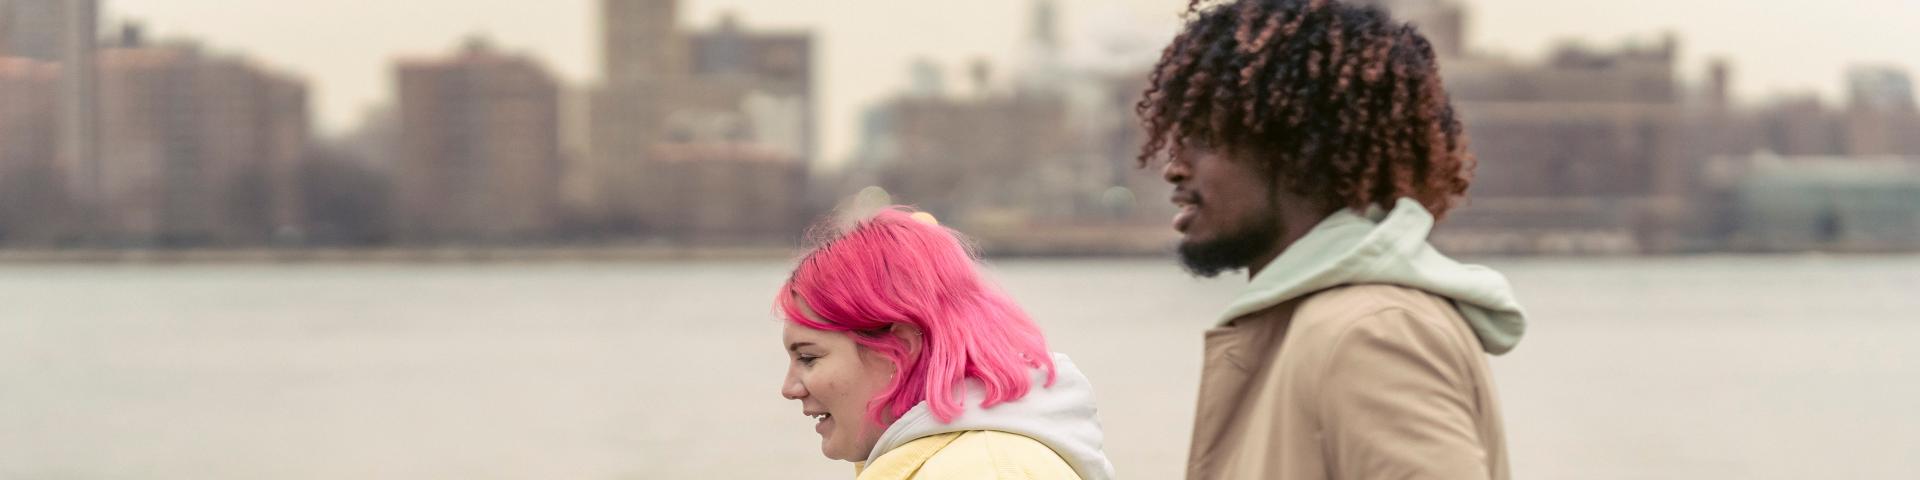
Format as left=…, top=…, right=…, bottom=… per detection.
left=631, top=143, right=806, bottom=241
left=1847, top=66, right=1917, bottom=113
left=2, top=0, right=101, bottom=218
left=394, top=38, right=562, bottom=241
left=587, top=0, right=688, bottom=227
left=1843, top=66, right=1920, bottom=156
left=1357, top=0, right=1467, bottom=58
left=602, top=0, right=684, bottom=83
left=58, top=0, right=98, bottom=207
left=1431, top=27, right=1686, bottom=252
left=586, top=1, right=815, bottom=236
left=0, top=0, right=65, bottom=188
left=1740, top=95, right=1847, bottom=156
left=0, top=57, right=58, bottom=174
left=0, top=0, right=64, bottom=61
left=0, top=56, right=65, bottom=241
left=1012, top=0, right=1067, bottom=94
left=93, top=40, right=310, bottom=244
left=857, top=89, right=1075, bottom=226
left=849, top=2, right=1160, bottom=229
left=686, top=14, right=813, bottom=162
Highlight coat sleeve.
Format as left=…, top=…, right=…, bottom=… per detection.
left=1316, top=307, right=1491, bottom=480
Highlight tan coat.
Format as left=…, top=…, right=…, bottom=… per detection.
left=1187, top=283, right=1510, bottom=480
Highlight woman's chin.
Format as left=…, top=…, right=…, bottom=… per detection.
left=822, top=444, right=855, bottom=462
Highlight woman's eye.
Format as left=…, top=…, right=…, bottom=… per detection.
left=797, top=355, right=819, bottom=367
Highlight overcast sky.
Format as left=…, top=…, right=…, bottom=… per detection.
left=109, top=0, right=1920, bottom=165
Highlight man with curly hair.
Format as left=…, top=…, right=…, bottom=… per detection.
left=1137, top=0, right=1530, bottom=478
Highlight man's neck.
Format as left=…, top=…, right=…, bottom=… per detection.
left=1245, top=206, right=1339, bottom=279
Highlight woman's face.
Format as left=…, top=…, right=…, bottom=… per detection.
left=780, top=298, right=899, bottom=462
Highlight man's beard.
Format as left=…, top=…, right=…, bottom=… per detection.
left=1177, top=211, right=1282, bottom=278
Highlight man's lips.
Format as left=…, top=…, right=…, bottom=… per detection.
left=1172, top=193, right=1199, bottom=233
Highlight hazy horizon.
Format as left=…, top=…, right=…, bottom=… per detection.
left=106, top=0, right=1920, bottom=167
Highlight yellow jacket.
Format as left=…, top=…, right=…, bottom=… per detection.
left=855, top=430, right=1083, bottom=480
left=854, top=354, right=1112, bottom=479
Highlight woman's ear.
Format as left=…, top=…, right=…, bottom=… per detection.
left=889, top=323, right=924, bottom=357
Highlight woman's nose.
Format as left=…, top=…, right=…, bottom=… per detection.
left=781, top=372, right=807, bottom=400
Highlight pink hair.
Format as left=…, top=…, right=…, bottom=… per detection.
left=777, top=207, right=1056, bottom=425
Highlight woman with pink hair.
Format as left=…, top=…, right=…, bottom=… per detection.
left=777, top=207, right=1114, bottom=480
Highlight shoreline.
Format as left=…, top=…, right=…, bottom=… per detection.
left=1, top=244, right=1914, bottom=264
left=0, top=244, right=1183, bottom=264
left=0, top=246, right=806, bottom=264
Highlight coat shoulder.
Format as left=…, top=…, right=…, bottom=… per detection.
left=1291, top=284, right=1458, bottom=336
left=1279, top=283, right=1472, bottom=367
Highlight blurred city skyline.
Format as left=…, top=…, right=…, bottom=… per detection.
left=108, top=0, right=1920, bottom=167
left=5, top=0, right=1918, bottom=253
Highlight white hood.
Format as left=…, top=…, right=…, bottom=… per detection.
left=865, top=353, right=1115, bottom=480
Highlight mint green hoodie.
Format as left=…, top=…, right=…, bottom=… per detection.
left=1218, top=198, right=1527, bottom=354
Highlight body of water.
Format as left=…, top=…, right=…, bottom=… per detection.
left=2, top=256, right=1916, bottom=479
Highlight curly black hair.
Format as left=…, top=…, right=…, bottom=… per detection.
left=1137, top=0, right=1474, bottom=218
